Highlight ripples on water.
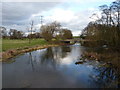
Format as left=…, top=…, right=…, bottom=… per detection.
left=2, top=44, right=119, bottom=88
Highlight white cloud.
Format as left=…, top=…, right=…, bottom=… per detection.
left=72, top=31, right=81, bottom=36
left=43, top=8, right=77, bottom=23
left=31, top=7, right=99, bottom=36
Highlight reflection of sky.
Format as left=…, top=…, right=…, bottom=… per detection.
left=3, top=45, right=118, bottom=88
left=59, top=46, right=81, bottom=65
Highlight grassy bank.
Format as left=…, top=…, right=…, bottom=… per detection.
left=1, top=38, right=70, bottom=61
left=2, top=39, right=48, bottom=51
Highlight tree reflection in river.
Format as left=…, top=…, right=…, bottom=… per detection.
left=89, top=62, right=119, bottom=88
left=79, top=47, right=120, bottom=88
left=26, top=45, right=120, bottom=88
left=27, top=46, right=72, bottom=71
left=28, top=52, right=35, bottom=71
left=39, top=46, right=71, bottom=65
left=3, top=45, right=120, bottom=88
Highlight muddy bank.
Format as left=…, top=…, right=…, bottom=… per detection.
left=1, top=43, right=70, bottom=62
left=81, top=49, right=120, bottom=69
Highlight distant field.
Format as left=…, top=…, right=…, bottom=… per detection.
left=73, top=36, right=80, bottom=38
left=2, top=39, right=48, bottom=51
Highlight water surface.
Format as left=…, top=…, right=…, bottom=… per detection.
left=2, top=44, right=119, bottom=88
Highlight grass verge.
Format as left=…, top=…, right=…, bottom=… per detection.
left=1, top=38, right=70, bottom=62
left=2, top=38, right=48, bottom=51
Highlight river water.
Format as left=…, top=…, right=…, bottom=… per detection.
left=2, top=44, right=119, bottom=88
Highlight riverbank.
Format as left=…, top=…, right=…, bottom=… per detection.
left=1, top=38, right=72, bottom=62
left=82, top=51, right=119, bottom=64
left=80, top=40, right=120, bottom=65
left=80, top=47, right=120, bottom=69
left=1, top=43, right=70, bottom=62
left=2, top=39, right=48, bottom=51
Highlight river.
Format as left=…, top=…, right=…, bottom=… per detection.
left=2, top=44, right=119, bottom=88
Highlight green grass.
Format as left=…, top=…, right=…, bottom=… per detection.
left=73, top=36, right=80, bottom=38
left=2, top=38, right=48, bottom=51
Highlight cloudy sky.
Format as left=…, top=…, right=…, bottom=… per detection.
left=1, top=0, right=115, bottom=36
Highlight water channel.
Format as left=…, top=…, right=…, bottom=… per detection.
left=2, top=44, right=119, bottom=88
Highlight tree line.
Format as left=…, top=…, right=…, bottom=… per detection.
left=81, top=0, right=120, bottom=47
left=0, top=21, right=73, bottom=42
left=40, top=21, right=73, bottom=41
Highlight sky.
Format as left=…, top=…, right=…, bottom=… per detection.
left=1, top=0, right=115, bottom=36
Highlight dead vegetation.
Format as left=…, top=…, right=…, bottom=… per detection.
left=1, top=44, right=60, bottom=62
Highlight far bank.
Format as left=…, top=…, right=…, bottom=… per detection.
left=1, top=39, right=72, bottom=62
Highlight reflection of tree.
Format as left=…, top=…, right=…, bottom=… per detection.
left=27, top=46, right=72, bottom=71
left=61, top=46, right=71, bottom=58
left=80, top=47, right=120, bottom=88
left=90, top=63, right=119, bottom=88
left=61, top=46, right=71, bottom=52
left=29, top=52, right=35, bottom=71
left=40, top=48, right=58, bottom=69
left=40, top=48, right=54, bottom=64
left=39, top=46, right=71, bottom=67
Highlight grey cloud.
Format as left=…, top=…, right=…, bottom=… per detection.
left=2, top=2, right=60, bottom=25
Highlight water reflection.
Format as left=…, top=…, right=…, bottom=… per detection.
left=2, top=44, right=119, bottom=88
left=94, top=63, right=118, bottom=88
left=86, top=62, right=119, bottom=88
left=79, top=47, right=120, bottom=88
left=28, top=52, right=35, bottom=71
left=27, top=46, right=73, bottom=70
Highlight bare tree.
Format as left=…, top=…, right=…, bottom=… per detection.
left=0, top=26, right=7, bottom=38
left=60, top=29, right=73, bottom=40
left=41, top=25, right=53, bottom=42
left=28, top=20, right=35, bottom=43
left=111, top=0, right=120, bottom=29
left=8, top=29, right=24, bottom=39
left=40, top=21, right=61, bottom=41
left=82, top=0, right=120, bottom=47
